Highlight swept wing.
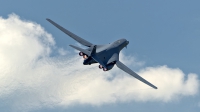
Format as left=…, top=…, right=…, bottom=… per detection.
left=46, top=18, right=93, bottom=47
left=116, top=61, right=157, bottom=89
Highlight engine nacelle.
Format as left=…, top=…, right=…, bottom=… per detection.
left=83, top=55, right=88, bottom=59
left=83, top=57, right=97, bottom=65
left=79, top=52, right=84, bottom=56
left=103, top=63, right=115, bottom=71
left=99, top=65, right=103, bottom=69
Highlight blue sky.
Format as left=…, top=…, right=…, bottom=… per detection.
left=0, top=0, right=200, bottom=112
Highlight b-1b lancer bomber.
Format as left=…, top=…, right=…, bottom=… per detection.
left=46, top=19, right=157, bottom=89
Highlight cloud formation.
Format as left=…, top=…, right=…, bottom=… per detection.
left=0, top=14, right=199, bottom=111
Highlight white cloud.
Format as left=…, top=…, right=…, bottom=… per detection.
left=0, top=14, right=199, bottom=111
left=58, top=48, right=68, bottom=55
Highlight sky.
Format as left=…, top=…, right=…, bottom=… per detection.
left=0, top=0, right=200, bottom=112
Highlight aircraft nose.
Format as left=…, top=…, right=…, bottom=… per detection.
left=126, top=41, right=129, bottom=45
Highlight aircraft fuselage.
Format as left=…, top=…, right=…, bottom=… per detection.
left=83, top=39, right=129, bottom=66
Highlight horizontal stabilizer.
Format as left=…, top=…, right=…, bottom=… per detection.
left=70, top=45, right=106, bottom=68
left=69, top=45, right=91, bottom=56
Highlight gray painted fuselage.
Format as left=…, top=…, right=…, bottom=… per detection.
left=84, top=39, right=129, bottom=65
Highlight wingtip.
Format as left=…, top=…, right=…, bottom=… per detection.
left=46, top=18, right=50, bottom=21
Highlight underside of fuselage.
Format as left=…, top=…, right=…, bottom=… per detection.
left=81, top=39, right=128, bottom=66
left=82, top=43, right=119, bottom=65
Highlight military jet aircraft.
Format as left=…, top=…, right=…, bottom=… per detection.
left=46, top=19, right=157, bottom=89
